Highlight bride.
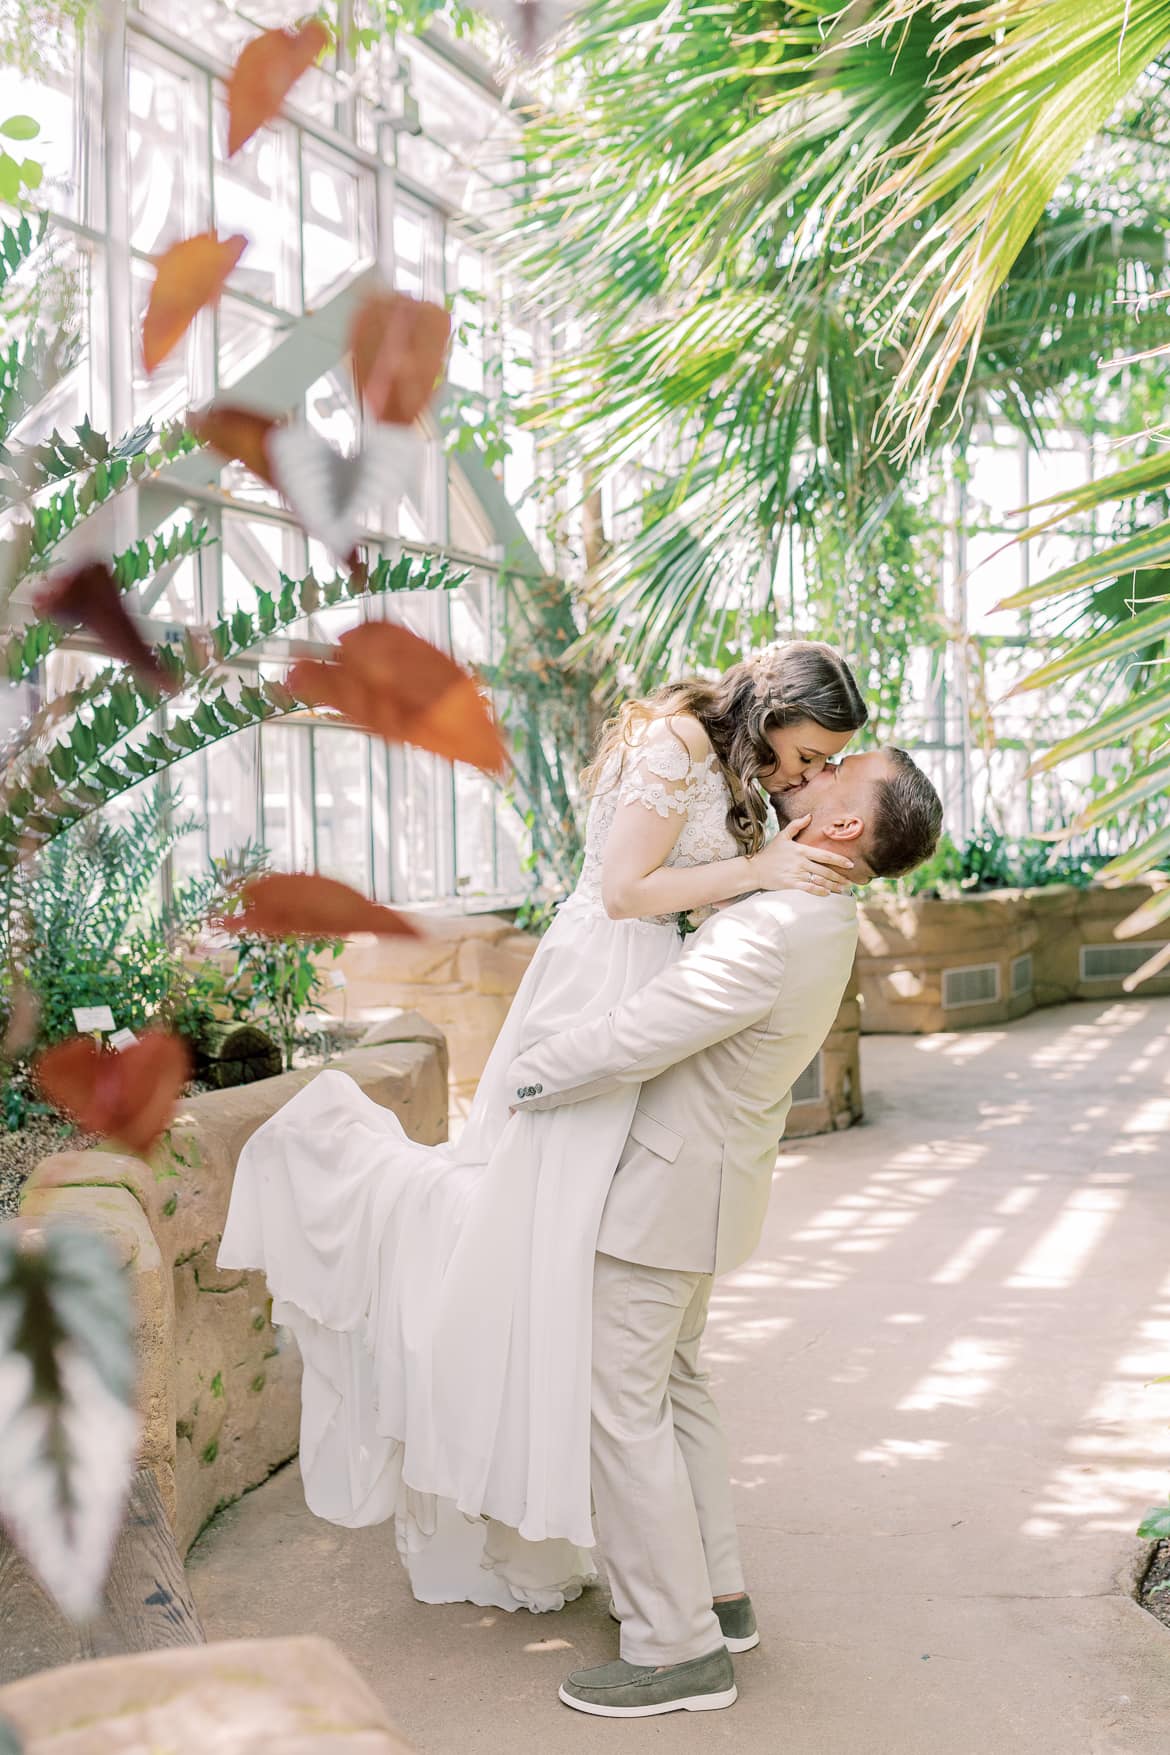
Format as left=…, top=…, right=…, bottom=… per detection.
left=218, top=639, right=867, bottom=1611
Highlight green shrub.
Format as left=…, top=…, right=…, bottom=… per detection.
left=894, top=828, right=1111, bottom=899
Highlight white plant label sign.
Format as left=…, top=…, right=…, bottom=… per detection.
left=73, top=1006, right=115, bottom=1033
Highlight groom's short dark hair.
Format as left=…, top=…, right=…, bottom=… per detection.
left=866, top=748, right=943, bottom=879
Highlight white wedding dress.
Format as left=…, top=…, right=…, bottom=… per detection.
left=218, top=721, right=738, bottom=1611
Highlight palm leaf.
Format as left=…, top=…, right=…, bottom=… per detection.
left=851, top=0, right=1170, bottom=451
left=1008, top=597, right=1170, bottom=693
left=1113, top=884, right=1170, bottom=936
left=1099, top=821, right=1170, bottom=885
left=1027, top=674, right=1170, bottom=770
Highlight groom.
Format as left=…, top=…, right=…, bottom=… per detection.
left=509, top=747, right=942, bottom=1717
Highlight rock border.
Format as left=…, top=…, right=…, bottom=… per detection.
left=19, top=1022, right=448, bottom=1555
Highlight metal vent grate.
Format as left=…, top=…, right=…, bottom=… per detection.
left=942, top=964, right=1001, bottom=1010
left=1081, top=942, right=1169, bottom=982
left=1011, top=953, right=1034, bottom=997
left=792, top=1052, right=824, bottom=1105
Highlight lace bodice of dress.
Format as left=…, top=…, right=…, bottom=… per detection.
left=568, top=721, right=740, bottom=927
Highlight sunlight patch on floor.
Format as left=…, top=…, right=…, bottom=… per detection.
left=1005, top=1187, right=1124, bottom=1289
left=896, top=1336, right=1018, bottom=1414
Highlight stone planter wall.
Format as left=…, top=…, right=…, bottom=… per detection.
left=856, top=881, right=1170, bottom=1035
left=322, top=914, right=537, bottom=1119
left=322, top=912, right=863, bottom=1138
left=19, top=1026, right=448, bottom=1556
left=785, top=961, right=864, bottom=1138
left=0, top=1636, right=412, bottom=1753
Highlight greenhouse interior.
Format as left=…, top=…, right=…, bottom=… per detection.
left=0, top=1, right=1168, bottom=1750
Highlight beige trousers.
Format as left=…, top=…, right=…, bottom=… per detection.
left=590, top=1251, right=746, bottom=1667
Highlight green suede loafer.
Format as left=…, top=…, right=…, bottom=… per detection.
left=559, top=1646, right=737, bottom=1718
left=608, top=1593, right=760, bottom=1654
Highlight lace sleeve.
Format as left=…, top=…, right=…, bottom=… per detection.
left=616, top=718, right=697, bottom=818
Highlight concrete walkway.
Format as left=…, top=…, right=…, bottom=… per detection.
left=188, top=997, right=1170, bottom=1753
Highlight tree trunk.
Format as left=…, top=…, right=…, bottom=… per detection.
left=192, top=1020, right=281, bottom=1089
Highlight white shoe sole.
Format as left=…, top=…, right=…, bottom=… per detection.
left=559, top=1683, right=738, bottom=1717
left=726, top=1630, right=760, bottom=1654
left=608, top=1607, right=759, bottom=1655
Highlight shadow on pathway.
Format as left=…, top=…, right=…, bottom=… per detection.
left=188, top=996, right=1170, bottom=1754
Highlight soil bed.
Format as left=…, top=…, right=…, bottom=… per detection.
left=1139, top=1542, right=1170, bottom=1632
left=0, top=1115, right=96, bottom=1216
left=0, top=1019, right=370, bottom=1217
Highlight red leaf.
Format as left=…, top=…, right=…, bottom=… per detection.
left=188, top=404, right=281, bottom=488
left=349, top=291, right=452, bottom=425
left=142, top=233, right=248, bottom=374
left=35, top=562, right=175, bottom=695
left=224, top=872, right=420, bottom=940
left=226, top=21, right=331, bottom=158
left=288, top=621, right=508, bottom=776
left=35, top=1032, right=192, bottom=1157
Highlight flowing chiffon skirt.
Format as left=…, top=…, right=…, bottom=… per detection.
left=218, top=896, right=682, bottom=1610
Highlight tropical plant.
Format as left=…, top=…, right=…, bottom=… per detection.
left=896, top=827, right=1112, bottom=899
left=504, top=0, right=1170, bottom=701
left=229, top=929, right=343, bottom=1072
left=0, top=791, right=269, bottom=1125
left=2, top=787, right=196, bottom=1042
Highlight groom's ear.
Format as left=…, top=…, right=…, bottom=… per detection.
left=822, top=812, right=865, bottom=846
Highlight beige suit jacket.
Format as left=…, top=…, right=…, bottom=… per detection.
left=508, top=889, right=859, bottom=1276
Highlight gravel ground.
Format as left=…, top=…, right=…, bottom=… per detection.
left=0, top=1023, right=371, bottom=1219
left=0, top=1116, right=95, bottom=1217
left=1140, top=1540, right=1170, bottom=1631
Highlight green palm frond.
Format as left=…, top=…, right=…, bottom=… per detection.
left=507, top=0, right=1170, bottom=695
left=850, top=0, right=1170, bottom=451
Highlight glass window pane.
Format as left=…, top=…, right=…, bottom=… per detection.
left=454, top=764, right=495, bottom=897
left=446, top=238, right=485, bottom=394
left=128, top=48, right=209, bottom=255
left=217, top=294, right=283, bottom=401
left=132, top=253, right=213, bottom=419
left=301, top=143, right=375, bottom=307
left=393, top=200, right=441, bottom=301
left=203, top=726, right=259, bottom=857
left=260, top=724, right=314, bottom=869
left=221, top=514, right=298, bottom=616
left=390, top=745, right=446, bottom=901
left=212, top=100, right=299, bottom=310
left=139, top=0, right=255, bottom=61
left=0, top=34, right=86, bottom=220
left=313, top=728, right=371, bottom=887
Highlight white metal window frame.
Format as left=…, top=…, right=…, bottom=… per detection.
left=4, top=1, right=546, bottom=909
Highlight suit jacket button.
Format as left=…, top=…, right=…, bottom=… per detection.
left=534, top=1083, right=543, bottom=1094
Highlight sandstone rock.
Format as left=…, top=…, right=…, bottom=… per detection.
left=172, top=1244, right=301, bottom=1555
left=357, top=1008, right=448, bottom=1053
left=23, top=1038, right=448, bottom=1555
left=455, top=932, right=538, bottom=995
left=0, top=1634, right=413, bottom=1752
left=21, top=1148, right=167, bottom=1232
left=786, top=978, right=863, bottom=1139
left=857, top=882, right=1170, bottom=1033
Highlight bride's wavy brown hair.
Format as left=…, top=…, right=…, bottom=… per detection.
left=582, top=641, right=869, bottom=856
